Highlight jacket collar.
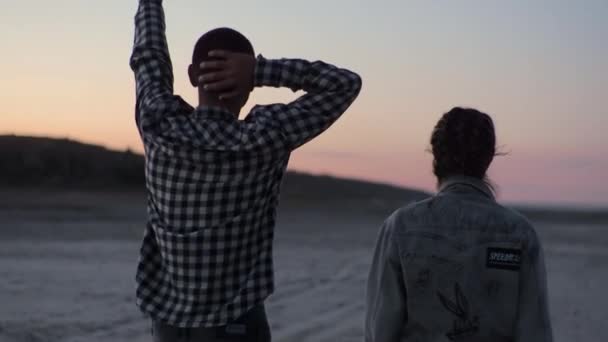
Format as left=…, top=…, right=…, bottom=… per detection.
left=438, top=175, right=496, bottom=201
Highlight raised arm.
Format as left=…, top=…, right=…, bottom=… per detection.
left=251, top=56, right=362, bottom=149
left=129, top=0, right=174, bottom=133
left=199, top=52, right=362, bottom=150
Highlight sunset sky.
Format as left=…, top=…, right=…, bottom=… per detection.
left=2, top=0, right=607, bottom=207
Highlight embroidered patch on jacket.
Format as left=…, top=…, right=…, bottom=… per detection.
left=486, top=248, right=521, bottom=271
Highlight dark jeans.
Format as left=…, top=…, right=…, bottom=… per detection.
left=151, top=305, right=271, bottom=342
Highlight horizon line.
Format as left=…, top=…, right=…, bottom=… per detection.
left=3, top=132, right=607, bottom=211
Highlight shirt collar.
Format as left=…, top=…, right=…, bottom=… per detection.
left=438, top=175, right=496, bottom=201
left=194, top=105, right=238, bottom=121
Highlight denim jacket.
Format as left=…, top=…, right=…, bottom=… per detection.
left=365, top=176, right=553, bottom=342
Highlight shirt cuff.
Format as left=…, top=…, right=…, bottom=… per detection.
left=253, top=55, right=283, bottom=88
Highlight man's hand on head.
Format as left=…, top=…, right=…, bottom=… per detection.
left=198, top=50, right=256, bottom=100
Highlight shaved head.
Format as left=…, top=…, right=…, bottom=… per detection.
left=188, top=28, right=255, bottom=114
left=192, top=27, right=254, bottom=67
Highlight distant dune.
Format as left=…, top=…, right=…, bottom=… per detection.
left=0, top=135, right=429, bottom=210
left=2, top=135, right=606, bottom=222
left=0, top=135, right=143, bottom=188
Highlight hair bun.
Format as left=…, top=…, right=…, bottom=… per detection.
left=431, top=107, right=496, bottom=181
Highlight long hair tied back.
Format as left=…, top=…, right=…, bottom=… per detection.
left=430, top=107, right=499, bottom=186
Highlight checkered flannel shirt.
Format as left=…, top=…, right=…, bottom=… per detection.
left=130, top=0, right=361, bottom=328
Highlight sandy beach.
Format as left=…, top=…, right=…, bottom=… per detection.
left=0, top=190, right=606, bottom=342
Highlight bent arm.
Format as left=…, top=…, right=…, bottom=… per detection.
left=365, top=220, right=407, bottom=342
left=130, top=0, right=174, bottom=133
left=251, top=56, right=362, bottom=149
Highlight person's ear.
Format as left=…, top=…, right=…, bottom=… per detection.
left=188, top=64, right=198, bottom=87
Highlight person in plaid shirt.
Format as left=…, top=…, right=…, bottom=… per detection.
left=130, top=0, right=362, bottom=340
